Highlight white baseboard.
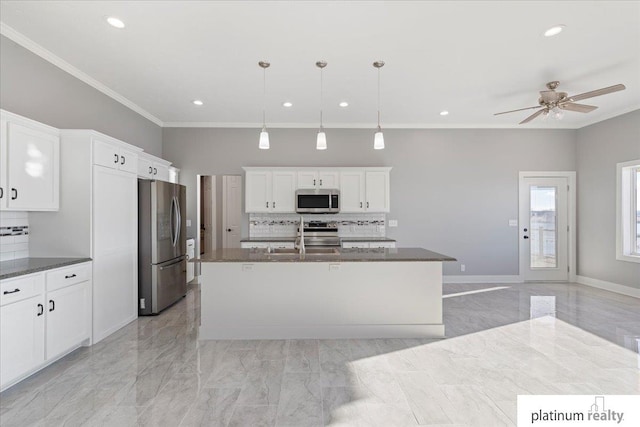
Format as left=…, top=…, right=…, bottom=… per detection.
left=443, top=275, right=522, bottom=284
left=576, top=275, right=640, bottom=299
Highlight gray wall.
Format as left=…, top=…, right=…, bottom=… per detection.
left=0, top=35, right=162, bottom=156
left=576, top=110, right=640, bottom=288
left=163, top=127, right=576, bottom=276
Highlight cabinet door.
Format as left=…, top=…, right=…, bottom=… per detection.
left=370, top=241, right=396, bottom=248
left=118, top=148, right=138, bottom=174
left=46, top=281, right=90, bottom=360
left=365, top=171, right=390, bottom=212
left=5, top=122, right=59, bottom=210
left=0, top=119, right=7, bottom=210
left=340, top=171, right=365, bottom=212
left=245, top=171, right=272, bottom=212
left=296, top=171, right=318, bottom=189
left=154, top=164, right=170, bottom=182
left=318, top=171, right=340, bottom=189
left=342, top=242, right=369, bottom=249
left=93, top=166, right=137, bottom=343
left=137, top=157, right=153, bottom=179
left=93, top=139, right=120, bottom=169
left=272, top=171, right=296, bottom=212
left=0, top=295, right=45, bottom=388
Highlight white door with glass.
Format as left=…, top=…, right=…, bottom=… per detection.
left=519, top=175, right=570, bottom=281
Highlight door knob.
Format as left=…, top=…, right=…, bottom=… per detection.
left=227, top=229, right=232, bottom=232
left=523, top=236, right=529, bottom=239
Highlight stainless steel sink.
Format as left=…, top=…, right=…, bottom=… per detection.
left=266, top=247, right=340, bottom=255
left=305, top=247, right=340, bottom=255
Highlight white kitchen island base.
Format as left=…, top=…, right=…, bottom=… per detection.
left=199, top=257, right=447, bottom=340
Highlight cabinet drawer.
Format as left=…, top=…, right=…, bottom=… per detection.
left=46, top=263, right=90, bottom=292
left=341, top=242, right=370, bottom=249
left=370, top=242, right=396, bottom=249
left=1, top=274, right=44, bottom=306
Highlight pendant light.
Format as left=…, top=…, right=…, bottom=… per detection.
left=316, top=60, right=327, bottom=150
left=258, top=61, right=270, bottom=149
left=373, top=60, right=385, bottom=150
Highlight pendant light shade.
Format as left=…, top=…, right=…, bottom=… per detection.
left=374, top=128, right=385, bottom=150
left=373, top=60, right=385, bottom=150
left=316, top=60, right=327, bottom=150
left=258, top=61, right=270, bottom=149
left=259, top=128, right=270, bottom=150
left=316, top=130, right=327, bottom=150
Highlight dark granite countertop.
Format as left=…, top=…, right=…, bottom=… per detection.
left=195, top=248, right=455, bottom=263
left=240, top=237, right=297, bottom=242
left=340, top=237, right=396, bottom=242
left=240, top=237, right=396, bottom=243
left=0, top=258, right=92, bottom=280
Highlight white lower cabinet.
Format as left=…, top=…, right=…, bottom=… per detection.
left=0, top=288, right=45, bottom=389
left=0, top=262, right=91, bottom=391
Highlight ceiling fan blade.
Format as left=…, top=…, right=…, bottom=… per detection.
left=494, top=105, right=541, bottom=116
left=568, top=84, right=626, bottom=102
left=559, top=103, right=598, bottom=113
left=519, top=109, right=547, bottom=124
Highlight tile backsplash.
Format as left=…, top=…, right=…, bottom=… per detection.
left=0, top=211, right=29, bottom=261
left=250, top=213, right=386, bottom=239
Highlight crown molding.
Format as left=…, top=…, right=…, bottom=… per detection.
left=0, top=22, right=164, bottom=127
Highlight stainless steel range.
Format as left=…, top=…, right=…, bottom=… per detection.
left=300, top=221, right=340, bottom=247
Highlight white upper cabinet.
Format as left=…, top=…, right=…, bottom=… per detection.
left=365, top=171, right=390, bottom=212
left=137, top=152, right=171, bottom=182
left=245, top=170, right=296, bottom=213
left=339, top=171, right=366, bottom=212
left=296, top=170, right=340, bottom=189
left=0, top=110, right=60, bottom=211
left=340, top=169, right=390, bottom=213
left=245, top=170, right=272, bottom=212
left=272, top=171, right=296, bottom=212
left=245, top=167, right=390, bottom=213
left=93, top=138, right=138, bottom=174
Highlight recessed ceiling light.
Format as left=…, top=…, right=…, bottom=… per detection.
left=106, top=17, right=125, bottom=29
left=282, top=101, right=293, bottom=108
left=544, top=25, right=565, bottom=37
left=339, top=101, right=349, bottom=108
left=440, top=110, right=449, bottom=116
left=192, top=100, right=204, bottom=106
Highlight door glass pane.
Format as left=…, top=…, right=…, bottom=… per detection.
left=530, top=186, right=557, bottom=268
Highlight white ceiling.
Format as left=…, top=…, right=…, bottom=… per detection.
left=1, top=1, right=639, bottom=129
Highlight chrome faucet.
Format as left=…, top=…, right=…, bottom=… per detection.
left=295, top=215, right=306, bottom=254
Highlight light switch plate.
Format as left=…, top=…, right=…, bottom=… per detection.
left=388, top=220, right=398, bottom=227
left=508, top=219, right=518, bottom=227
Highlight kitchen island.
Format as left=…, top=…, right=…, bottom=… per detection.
left=196, top=248, right=455, bottom=339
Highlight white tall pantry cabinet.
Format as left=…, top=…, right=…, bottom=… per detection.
left=29, top=130, right=140, bottom=343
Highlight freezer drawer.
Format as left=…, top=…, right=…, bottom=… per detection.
left=139, top=257, right=186, bottom=315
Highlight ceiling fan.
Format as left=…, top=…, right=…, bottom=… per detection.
left=494, top=81, right=626, bottom=124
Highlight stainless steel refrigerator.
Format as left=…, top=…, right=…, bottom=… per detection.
left=138, top=180, right=187, bottom=315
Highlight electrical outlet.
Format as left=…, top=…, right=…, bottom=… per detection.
left=186, top=219, right=192, bottom=227
left=461, top=264, right=466, bottom=272
left=388, top=220, right=398, bottom=227
left=508, top=219, right=517, bottom=227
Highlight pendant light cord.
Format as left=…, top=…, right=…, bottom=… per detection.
left=262, top=67, right=266, bottom=129
left=319, top=67, right=324, bottom=130
left=377, top=66, right=381, bottom=129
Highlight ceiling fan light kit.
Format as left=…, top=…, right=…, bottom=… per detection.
left=494, top=80, right=626, bottom=124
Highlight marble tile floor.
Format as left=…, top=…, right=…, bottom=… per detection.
left=1, top=282, right=638, bottom=426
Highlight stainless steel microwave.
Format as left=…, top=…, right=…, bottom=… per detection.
left=295, top=189, right=340, bottom=214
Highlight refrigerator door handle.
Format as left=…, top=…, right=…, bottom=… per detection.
left=175, top=196, right=182, bottom=243
left=169, top=196, right=176, bottom=247
left=158, top=257, right=185, bottom=271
